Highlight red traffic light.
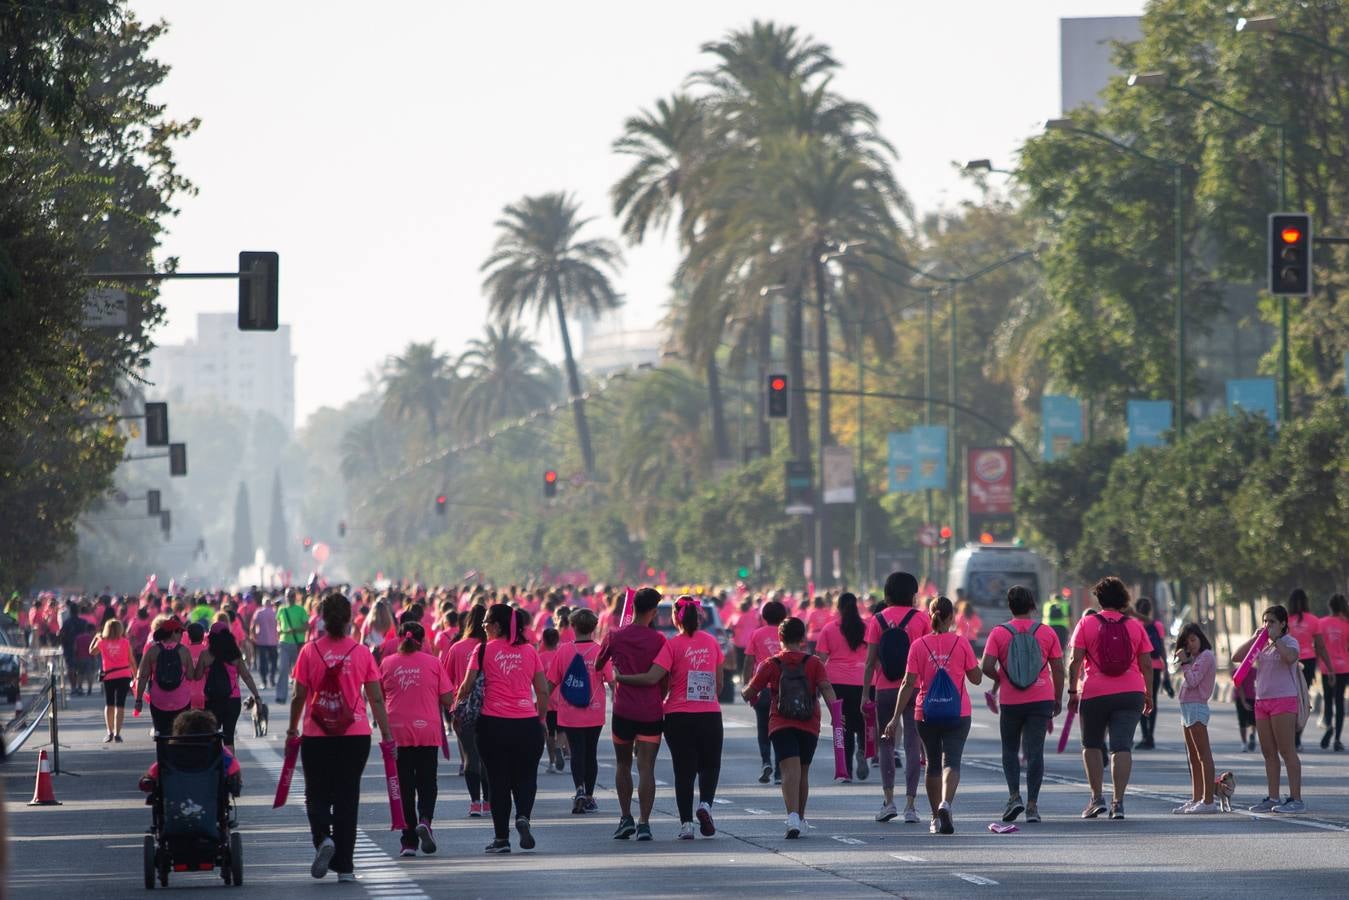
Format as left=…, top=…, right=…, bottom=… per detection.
left=770, top=376, right=786, bottom=392
left=939, top=525, right=953, bottom=540
left=1280, top=226, right=1303, bottom=245
left=436, top=494, right=447, bottom=505
left=979, top=531, right=995, bottom=544
left=302, top=536, right=313, bottom=548
left=544, top=470, right=558, bottom=484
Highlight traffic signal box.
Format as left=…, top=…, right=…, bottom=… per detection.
left=1269, top=212, right=1312, bottom=297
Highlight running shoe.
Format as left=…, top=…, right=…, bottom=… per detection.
left=337, top=873, right=356, bottom=884
left=1082, top=797, right=1108, bottom=819
left=1109, top=800, right=1125, bottom=820
left=113, top=734, right=123, bottom=743
left=1248, top=797, right=1280, bottom=812
left=102, top=733, right=113, bottom=743
left=1172, top=801, right=1197, bottom=814
left=785, top=812, right=801, bottom=839
left=417, top=820, right=436, bottom=854
left=399, top=846, right=417, bottom=858
left=875, top=802, right=898, bottom=823
left=773, top=771, right=782, bottom=785
left=1247, top=734, right=1256, bottom=752
left=1271, top=799, right=1305, bottom=814
left=696, top=803, right=716, bottom=837
left=1321, top=729, right=1333, bottom=749
left=1024, top=804, right=1041, bottom=823
left=834, top=776, right=852, bottom=784
left=516, top=816, right=535, bottom=850
left=635, top=823, right=653, bottom=842
left=678, top=822, right=695, bottom=840
left=484, top=839, right=511, bottom=854
left=903, top=806, right=920, bottom=824
left=937, top=805, right=955, bottom=835
left=1002, top=796, right=1025, bottom=823
left=1183, top=802, right=1219, bottom=814
left=1335, top=742, right=1345, bottom=753
left=759, top=763, right=772, bottom=784
left=311, top=837, right=335, bottom=879
left=583, top=796, right=599, bottom=813
left=613, top=815, right=636, bottom=840
left=468, top=801, right=483, bottom=817
left=572, top=794, right=586, bottom=815
left=1134, top=739, right=1155, bottom=751
left=855, top=749, right=869, bottom=781
left=929, top=817, right=940, bottom=834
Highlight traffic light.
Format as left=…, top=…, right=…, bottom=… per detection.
left=168, top=442, right=187, bottom=477
left=765, top=373, right=789, bottom=419
left=435, top=494, right=448, bottom=515
left=160, top=510, right=171, bottom=537
left=238, top=251, right=280, bottom=331
left=543, top=470, right=558, bottom=498
left=939, top=525, right=953, bottom=546
left=147, top=489, right=161, bottom=516
left=1269, top=212, right=1312, bottom=296
left=302, top=536, right=313, bottom=550
left=338, top=520, right=347, bottom=538
left=144, top=402, right=169, bottom=447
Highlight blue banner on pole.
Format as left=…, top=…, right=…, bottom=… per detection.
left=1126, top=400, right=1173, bottom=452
left=887, top=431, right=915, bottom=493
left=1226, top=378, right=1278, bottom=422
left=1041, top=395, right=1083, bottom=461
left=910, top=425, right=947, bottom=490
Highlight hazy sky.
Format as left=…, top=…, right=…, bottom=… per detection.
left=131, top=0, right=1142, bottom=427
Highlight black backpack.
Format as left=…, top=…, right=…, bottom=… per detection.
left=204, top=658, right=232, bottom=703
left=773, top=657, right=815, bottom=721
left=877, top=609, right=918, bottom=682
left=1146, top=621, right=1165, bottom=659
left=154, top=642, right=184, bottom=692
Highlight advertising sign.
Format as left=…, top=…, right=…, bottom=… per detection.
left=887, top=431, right=914, bottom=493
left=1041, top=394, right=1083, bottom=461
left=823, top=445, right=856, bottom=504
left=1126, top=400, right=1173, bottom=452
left=1225, top=378, right=1277, bottom=422
left=967, top=447, right=1015, bottom=515
left=910, top=425, right=947, bottom=490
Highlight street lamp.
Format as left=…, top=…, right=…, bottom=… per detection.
left=1043, top=118, right=1188, bottom=438
left=1236, top=14, right=1349, bottom=59
left=1127, top=70, right=1293, bottom=422
left=963, top=159, right=1014, bottom=176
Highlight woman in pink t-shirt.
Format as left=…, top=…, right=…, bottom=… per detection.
left=815, top=592, right=869, bottom=783
left=538, top=628, right=569, bottom=774
left=445, top=605, right=489, bottom=815
left=1285, top=590, right=1332, bottom=746
left=133, top=617, right=195, bottom=737
left=545, top=608, right=611, bottom=814
left=1316, top=594, right=1349, bottom=751
left=457, top=604, right=549, bottom=854
left=90, top=619, right=135, bottom=742
left=883, top=596, right=981, bottom=835
left=1233, top=605, right=1304, bottom=813
left=980, top=585, right=1063, bottom=823
left=381, top=621, right=454, bottom=857
left=618, top=596, right=724, bottom=840
left=287, top=593, right=391, bottom=883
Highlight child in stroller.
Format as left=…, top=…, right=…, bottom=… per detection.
left=139, top=709, right=245, bottom=888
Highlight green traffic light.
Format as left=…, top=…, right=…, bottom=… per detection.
left=737, top=567, right=750, bottom=579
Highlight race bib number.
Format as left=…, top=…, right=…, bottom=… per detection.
left=686, top=671, right=715, bottom=703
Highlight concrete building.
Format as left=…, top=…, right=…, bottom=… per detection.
left=146, top=312, right=296, bottom=432
left=1060, top=16, right=1142, bottom=112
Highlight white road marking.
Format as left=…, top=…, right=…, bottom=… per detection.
left=889, top=853, right=926, bottom=862
left=744, top=807, right=772, bottom=815
left=830, top=835, right=866, bottom=845
left=713, top=798, right=732, bottom=805
left=955, top=873, right=998, bottom=886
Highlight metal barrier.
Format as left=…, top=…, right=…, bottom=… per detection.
left=1, top=648, right=61, bottom=764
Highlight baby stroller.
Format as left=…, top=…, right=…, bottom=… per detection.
left=143, top=732, right=243, bottom=888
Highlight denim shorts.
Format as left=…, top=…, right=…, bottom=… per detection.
left=1179, top=702, right=1210, bottom=727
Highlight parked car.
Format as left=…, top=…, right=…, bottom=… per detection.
left=0, top=629, right=25, bottom=703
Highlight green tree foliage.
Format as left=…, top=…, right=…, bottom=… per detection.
left=454, top=324, right=558, bottom=435
left=230, top=482, right=254, bottom=573
left=381, top=341, right=454, bottom=441
left=1016, top=438, right=1124, bottom=571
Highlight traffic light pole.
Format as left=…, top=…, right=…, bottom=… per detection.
left=923, top=291, right=935, bottom=583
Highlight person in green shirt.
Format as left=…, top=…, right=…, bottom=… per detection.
left=189, top=599, right=215, bottom=625
left=1042, top=596, right=1070, bottom=650
left=275, top=590, right=309, bottom=703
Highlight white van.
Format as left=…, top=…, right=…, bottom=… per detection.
left=945, top=543, right=1055, bottom=630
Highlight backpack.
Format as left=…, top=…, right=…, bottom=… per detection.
left=154, top=642, right=184, bottom=692
left=452, top=642, right=487, bottom=730
left=877, top=608, right=919, bottom=682
left=1092, top=613, right=1135, bottom=677
left=921, top=636, right=963, bottom=723
left=204, top=658, right=232, bottom=703
left=773, top=656, right=814, bottom=721
left=560, top=648, right=592, bottom=708
left=311, top=645, right=357, bottom=736
left=1000, top=623, right=1046, bottom=691
left=1146, top=621, right=1165, bottom=659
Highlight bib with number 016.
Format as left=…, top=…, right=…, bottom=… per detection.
left=685, top=671, right=715, bottom=702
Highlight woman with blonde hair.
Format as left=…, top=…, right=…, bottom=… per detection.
left=90, top=618, right=134, bottom=742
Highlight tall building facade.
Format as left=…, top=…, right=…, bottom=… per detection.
left=146, top=312, right=296, bottom=432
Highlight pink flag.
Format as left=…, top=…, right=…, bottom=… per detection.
left=440, top=725, right=452, bottom=761
left=379, top=740, right=407, bottom=830
left=862, top=700, right=878, bottom=759
left=618, top=587, right=636, bottom=629
left=272, top=736, right=302, bottom=808
left=1056, top=706, right=1076, bottom=754
left=829, top=700, right=848, bottom=780
left=1232, top=628, right=1269, bottom=687
left=984, top=690, right=1000, bottom=714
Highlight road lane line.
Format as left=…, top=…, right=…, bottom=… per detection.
left=830, top=835, right=866, bottom=845
left=889, top=853, right=926, bottom=862
left=744, top=807, right=772, bottom=815
left=955, top=873, right=998, bottom=886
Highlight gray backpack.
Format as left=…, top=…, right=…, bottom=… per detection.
left=1001, top=623, right=1046, bottom=690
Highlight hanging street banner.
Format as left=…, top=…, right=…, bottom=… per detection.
left=967, top=447, right=1016, bottom=541
left=823, top=445, right=856, bottom=505
left=1226, top=378, right=1278, bottom=422
left=1126, top=400, right=1173, bottom=452
left=1041, top=394, right=1083, bottom=461
left=887, top=431, right=914, bottom=493
left=784, top=460, right=813, bottom=516
left=910, top=425, right=948, bottom=491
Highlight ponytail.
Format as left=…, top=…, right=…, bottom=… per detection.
left=675, top=596, right=701, bottom=634
left=398, top=621, right=425, bottom=654
left=838, top=592, right=864, bottom=651
left=929, top=595, right=954, bottom=632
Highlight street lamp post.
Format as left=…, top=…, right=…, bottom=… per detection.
left=1237, top=15, right=1349, bottom=61
left=1045, top=119, right=1187, bottom=438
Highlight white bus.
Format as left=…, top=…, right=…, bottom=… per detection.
left=945, top=543, right=1055, bottom=633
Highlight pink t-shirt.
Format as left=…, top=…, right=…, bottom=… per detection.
left=864, top=606, right=931, bottom=689
left=983, top=619, right=1062, bottom=705
left=468, top=639, right=544, bottom=719
left=443, top=637, right=479, bottom=697
left=539, top=649, right=562, bottom=712
left=95, top=637, right=134, bottom=680
left=1254, top=634, right=1301, bottom=700
left=1147, top=620, right=1166, bottom=670
left=294, top=636, right=381, bottom=737
left=1071, top=612, right=1151, bottom=700
left=380, top=650, right=452, bottom=747
left=732, top=610, right=759, bottom=649
left=747, top=624, right=781, bottom=669
left=807, top=608, right=832, bottom=641
left=815, top=620, right=867, bottom=686
left=1288, top=613, right=1320, bottom=662
left=546, top=641, right=610, bottom=728
left=1319, top=616, right=1349, bottom=674
left=655, top=631, right=723, bottom=715
left=907, top=632, right=978, bottom=721
left=955, top=612, right=983, bottom=643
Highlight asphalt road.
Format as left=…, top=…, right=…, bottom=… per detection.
left=7, top=682, right=1349, bottom=899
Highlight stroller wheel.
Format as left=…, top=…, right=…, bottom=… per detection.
left=143, top=835, right=156, bottom=890
left=229, top=832, right=243, bottom=886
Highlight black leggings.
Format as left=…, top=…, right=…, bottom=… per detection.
left=663, top=712, right=723, bottom=822
left=150, top=704, right=186, bottom=737
left=396, top=745, right=438, bottom=846
left=454, top=718, right=489, bottom=804
left=563, top=725, right=602, bottom=797
left=476, top=715, right=544, bottom=840
left=833, top=684, right=865, bottom=776
left=301, top=734, right=371, bottom=875
left=916, top=716, right=972, bottom=775
left=999, top=701, right=1052, bottom=803
left=207, top=697, right=242, bottom=746
left=1320, top=670, right=1335, bottom=727
left=1138, top=669, right=1162, bottom=741
left=754, top=690, right=776, bottom=771
left=1330, top=673, right=1349, bottom=741
left=103, top=677, right=131, bottom=708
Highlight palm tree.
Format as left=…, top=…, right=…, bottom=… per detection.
left=455, top=323, right=559, bottom=434
left=339, top=417, right=385, bottom=483
left=480, top=192, right=623, bottom=475
left=381, top=341, right=454, bottom=440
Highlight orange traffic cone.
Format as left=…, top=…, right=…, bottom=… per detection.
left=27, top=749, right=61, bottom=806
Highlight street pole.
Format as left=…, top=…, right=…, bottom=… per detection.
left=947, top=284, right=958, bottom=542
left=855, top=316, right=865, bottom=589
left=924, top=290, right=935, bottom=582
left=1174, top=166, right=1186, bottom=439
left=1277, top=126, right=1290, bottom=423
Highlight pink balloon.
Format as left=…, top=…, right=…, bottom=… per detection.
left=312, top=542, right=331, bottom=563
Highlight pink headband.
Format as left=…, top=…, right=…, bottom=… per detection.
left=675, top=597, right=699, bottom=622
